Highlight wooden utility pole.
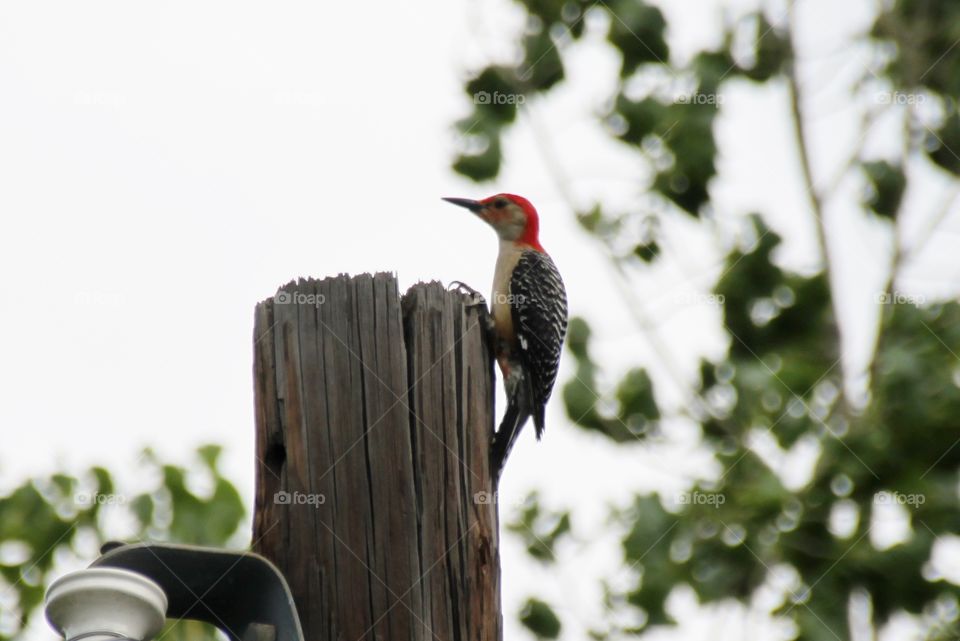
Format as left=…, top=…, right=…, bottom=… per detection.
left=252, top=273, right=500, bottom=641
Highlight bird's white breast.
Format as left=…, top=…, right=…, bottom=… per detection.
left=491, top=240, right=525, bottom=345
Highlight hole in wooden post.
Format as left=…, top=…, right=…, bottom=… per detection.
left=264, top=441, right=286, bottom=476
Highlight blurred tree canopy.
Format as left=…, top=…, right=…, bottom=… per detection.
left=453, top=0, right=960, bottom=639
left=0, top=445, right=245, bottom=640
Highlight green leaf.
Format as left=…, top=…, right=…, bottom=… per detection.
left=692, top=50, right=736, bottom=96
left=616, top=368, right=659, bottom=421
left=465, top=67, right=524, bottom=125
left=520, top=598, right=563, bottom=639
left=863, top=160, right=906, bottom=219
left=613, top=95, right=667, bottom=146
left=521, top=29, right=564, bottom=90
left=653, top=104, right=717, bottom=216
left=507, top=493, right=572, bottom=563
left=743, top=14, right=790, bottom=82
left=606, top=0, right=669, bottom=77
left=451, top=115, right=504, bottom=182
left=91, top=466, right=114, bottom=495
left=131, top=493, right=155, bottom=528
left=197, top=444, right=222, bottom=470
left=577, top=205, right=604, bottom=233
left=623, top=496, right=679, bottom=625
left=633, top=241, right=659, bottom=262
left=565, top=316, right=591, bottom=359
left=50, top=473, right=75, bottom=496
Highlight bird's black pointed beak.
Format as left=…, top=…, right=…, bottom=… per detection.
left=442, top=197, right=485, bottom=213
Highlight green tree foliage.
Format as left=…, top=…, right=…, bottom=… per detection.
left=455, top=1, right=960, bottom=639
left=0, top=445, right=245, bottom=640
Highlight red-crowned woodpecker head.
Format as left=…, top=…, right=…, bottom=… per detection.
left=442, top=193, right=543, bottom=250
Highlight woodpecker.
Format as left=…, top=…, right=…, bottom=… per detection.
left=442, top=193, right=568, bottom=478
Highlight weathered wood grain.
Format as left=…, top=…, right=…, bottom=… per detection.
left=253, top=274, right=500, bottom=641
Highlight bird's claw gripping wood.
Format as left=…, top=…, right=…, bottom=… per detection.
left=449, top=280, right=499, bottom=356
left=442, top=194, right=568, bottom=479
left=448, top=280, right=486, bottom=305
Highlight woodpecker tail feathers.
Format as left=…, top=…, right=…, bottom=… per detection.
left=532, top=403, right=546, bottom=440
left=491, top=368, right=534, bottom=480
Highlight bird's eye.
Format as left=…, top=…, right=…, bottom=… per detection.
left=494, top=198, right=508, bottom=208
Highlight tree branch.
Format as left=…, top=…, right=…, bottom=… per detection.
left=785, top=1, right=850, bottom=413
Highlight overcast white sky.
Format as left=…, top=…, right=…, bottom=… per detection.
left=3, top=0, right=960, bottom=639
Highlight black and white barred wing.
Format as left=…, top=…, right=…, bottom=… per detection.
left=509, top=250, right=568, bottom=437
